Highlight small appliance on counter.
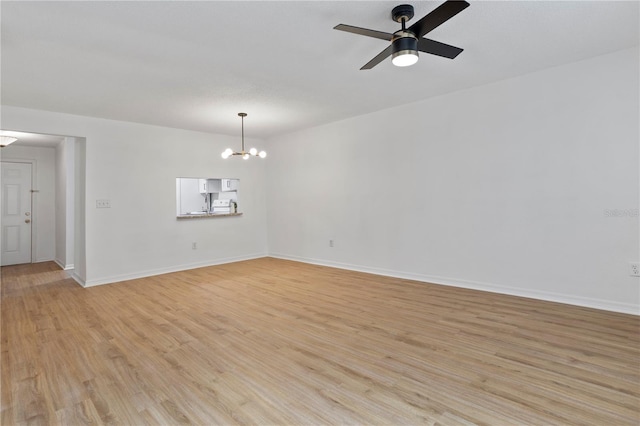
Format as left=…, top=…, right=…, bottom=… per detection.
left=212, top=199, right=232, bottom=214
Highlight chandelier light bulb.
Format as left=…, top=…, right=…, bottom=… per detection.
left=249, top=147, right=257, bottom=156
left=242, top=153, right=250, bottom=160
left=259, top=151, right=267, bottom=158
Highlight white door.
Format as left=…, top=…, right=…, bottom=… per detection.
left=1, top=162, right=32, bottom=266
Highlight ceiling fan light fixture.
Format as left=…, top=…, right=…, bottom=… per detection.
left=0, top=136, right=18, bottom=147
left=391, top=35, right=419, bottom=67
left=392, top=50, right=419, bottom=67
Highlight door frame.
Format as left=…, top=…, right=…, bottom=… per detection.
left=1, top=159, right=38, bottom=263
left=0, top=134, right=86, bottom=284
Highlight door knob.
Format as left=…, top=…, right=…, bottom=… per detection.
left=25, top=219, right=31, bottom=224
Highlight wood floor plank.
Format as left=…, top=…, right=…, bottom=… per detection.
left=1, top=258, right=639, bottom=425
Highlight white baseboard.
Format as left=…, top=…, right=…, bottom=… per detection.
left=268, top=253, right=639, bottom=316
left=83, top=253, right=268, bottom=287
left=54, top=259, right=75, bottom=271
left=70, top=271, right=85, bottom=287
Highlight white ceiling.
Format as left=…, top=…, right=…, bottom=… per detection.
left=1, top=1, right=638, bottom=139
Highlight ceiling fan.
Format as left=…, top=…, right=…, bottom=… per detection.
left=334, top=0, right=470, bottom=70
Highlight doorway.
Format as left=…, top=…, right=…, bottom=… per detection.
left=0, top=131, right=85, bottom=283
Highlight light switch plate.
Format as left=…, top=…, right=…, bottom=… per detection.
left=96, top=199, right=111, bottom=208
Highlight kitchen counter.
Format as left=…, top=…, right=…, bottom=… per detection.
left=177, top=212, right=243, bottom=220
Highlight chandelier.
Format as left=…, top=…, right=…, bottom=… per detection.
left=221, top=113, right=266, bottom=159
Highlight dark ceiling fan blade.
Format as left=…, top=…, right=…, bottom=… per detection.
left=360, top=45, right=393, bottom=70
left=417, top=38, right=463, bottom=59
left=334, top=24, right=394, bottom=41
left=408, top=0, right=470, bottom=38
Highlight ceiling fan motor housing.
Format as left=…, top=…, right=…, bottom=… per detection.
left=391, top=4, right=415, bottom=23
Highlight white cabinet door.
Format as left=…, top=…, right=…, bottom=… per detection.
left=1, top=162, right=32, bottom=265
left=198, top=179, right=208, bottom=194
left=221, top=179, right=238, bottom=192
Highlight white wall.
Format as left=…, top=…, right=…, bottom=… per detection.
left=73, top=138, right=86, bottom=283
left=65, top=138, right=75, bottom=268
left=0, top=144, right=57, bottom=263
left=0, top=108, right=269, bottom=285
left=55, top=140, right=66, bottom=267
left=54, top=137, right=75, bottom=269
left=266, top=47, right=640, bottom=314
left=1, top=48, right=637, bottom=314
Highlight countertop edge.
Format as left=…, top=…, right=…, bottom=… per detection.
left=177, top=212, right=243, bottom=220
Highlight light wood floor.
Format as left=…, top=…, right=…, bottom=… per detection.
left=1, top=258, right=639, bottom=425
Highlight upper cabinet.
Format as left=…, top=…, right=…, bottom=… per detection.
left=198, top=179, right=207, bottom=194
left=221, top=178, right=238, bottom=192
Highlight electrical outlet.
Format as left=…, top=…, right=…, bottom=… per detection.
left=96, top=199, right=111, bottom=208
left=631, top=262, right=640, bottom=277
left=329, top=239, right=334, bottom=247
left=192, top=242, right=197, bottom=250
